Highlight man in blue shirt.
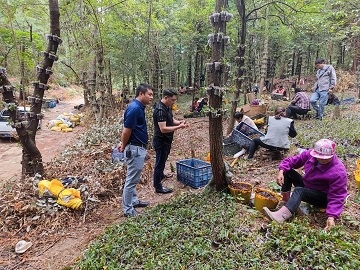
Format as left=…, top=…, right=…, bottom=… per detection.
left=119, top=83, right=153, bottom=217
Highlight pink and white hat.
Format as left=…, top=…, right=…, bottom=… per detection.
left=310, top=139, right=336, bottom=159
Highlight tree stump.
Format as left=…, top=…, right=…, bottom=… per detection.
left=332, top=106, right=341, bottom=119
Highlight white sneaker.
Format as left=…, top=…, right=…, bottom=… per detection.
left=233, top=148, right=246, bottom=158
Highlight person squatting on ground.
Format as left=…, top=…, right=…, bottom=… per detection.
left=247, top=107, right=297, bottom=159
left=226, top=111, right=258, bottom=158
left=286, top=87, right=311, bottom=119
left=190, top=97, right=199, bottom=112
left=233, top=111, right=258, bottom=131
left=119, top=83, right=153, bottom=217
left=263, top=139, right=348, bottom=231
left=153, top=89, right=189, bottom=194
left=310, top=58, right=337, bottom=120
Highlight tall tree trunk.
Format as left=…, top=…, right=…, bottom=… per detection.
left=152, top=44, right=160, bottom=97
left=194, top=48, right=200, bottom=88
left=291, top=51, right=296, bottom=76
left=96, top=41, right=105, bottom=123
left=19, top=42, right=26, bottom=101
left=170, top=46, right=176, bottom=87
left=200, top=54, right=205, bottom=87
left=296, top=53, right=302, bottom=82
left=106, top=59, right=115, bottom=111
left=228, top=0, right=246, bottom=136
left=21, top=0, right=61, bottom=176
left=187, top=55, right=192, bottom=88
left=351, top=36, right=360, bottom=72
left=208, top=0, right=230, bottom=191
left=88, top=56, right=99, bottom=121
left=81, top=70, right=90, bottom=106
left=132, top=73, right=136, bottom=94
left=259, top=6, right=269, bottom=95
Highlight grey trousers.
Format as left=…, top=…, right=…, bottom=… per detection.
left=122, top=145, right=147, bottom=215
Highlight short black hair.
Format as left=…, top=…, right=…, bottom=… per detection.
left=295, top=87, right=302, bottom=93
left=163, top=89, right=178, bottom=97
left=233, top=111, right=244, bottom=119
left=275, top=107, right=285, bottom=115
left=315, top=58, right=325, bottom=64
left=135, top=83, right=152, bottom=97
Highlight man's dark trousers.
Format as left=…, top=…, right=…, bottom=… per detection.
left=153, top=139, right=172, bottom=189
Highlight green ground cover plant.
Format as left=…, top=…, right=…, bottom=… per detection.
left=72, top=97, right=359, bottom=270
left=294, top=106, right=360, bottom=157
left=75, top=190, right=360, bottom=269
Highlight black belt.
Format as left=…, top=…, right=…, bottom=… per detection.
left=128, top=142, right=147, bottom=148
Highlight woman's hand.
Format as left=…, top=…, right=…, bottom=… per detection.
left=276, top=170, right=284, bottom=186
left=324, top=217, right=335, bottom=231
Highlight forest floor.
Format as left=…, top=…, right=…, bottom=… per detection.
left=0, top=87, right=359, bottom=270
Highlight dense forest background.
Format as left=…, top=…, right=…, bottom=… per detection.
left=1, top=0, right=359, bottom=96
left=1, top=0, right=359, bottom=180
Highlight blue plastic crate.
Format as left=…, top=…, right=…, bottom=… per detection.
left=231, top=122, right=265, bottom=149
left=176, top=158, right=212, bottom=188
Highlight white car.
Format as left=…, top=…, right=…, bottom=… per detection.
left=0, top=106, right=42, bottom=138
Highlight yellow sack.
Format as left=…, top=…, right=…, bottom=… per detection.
left=50, top=126, right=62, bottom=131
left=38, top=179, right=82, bottom=210
left=54, top=120, right=63, bottom=126
left=59, top=123, right=69, bottom=129
left=254, top=117, right=264, bottom=125
left=70, top=117, right=79, bottom=122
left=62, top=128, right=73, bottom=132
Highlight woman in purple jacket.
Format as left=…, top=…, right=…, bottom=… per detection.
left=263, top=139, right=348, bottom=230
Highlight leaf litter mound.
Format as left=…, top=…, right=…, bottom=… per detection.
left=0, top=114, right=155, bottom=268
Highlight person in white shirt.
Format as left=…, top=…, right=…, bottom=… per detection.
left=233, top=111, right=258, bottom=131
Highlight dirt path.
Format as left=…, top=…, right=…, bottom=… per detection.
left=0, top=97, right=84, bottom=182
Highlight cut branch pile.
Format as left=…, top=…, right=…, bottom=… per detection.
left=0, top=116, right=153, bottom=235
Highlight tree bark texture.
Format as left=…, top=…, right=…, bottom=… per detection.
left=259, top=6, right=269, bottom=96
left=16, top=0, right=61, bottom=176
left=208, top=0, right=229, bottom=191
left=227, top=0, right=246, bottom=136
left=88, top=55, right=99, bottom=122
left=152, top=44, right=160, bottom=97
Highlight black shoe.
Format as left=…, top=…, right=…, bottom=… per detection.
left=133, top=201, right=150, bottom=208
left=124, top=210, right=141, bottom=217
left=155, top=187, right=173, bottom=194
left=163, top=173, right=174, bottom=179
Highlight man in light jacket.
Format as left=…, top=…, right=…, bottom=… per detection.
left=310, top=58, right=337, bottom=120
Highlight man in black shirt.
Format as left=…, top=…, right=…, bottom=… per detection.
left=153, top=89, right=189, bottom=193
